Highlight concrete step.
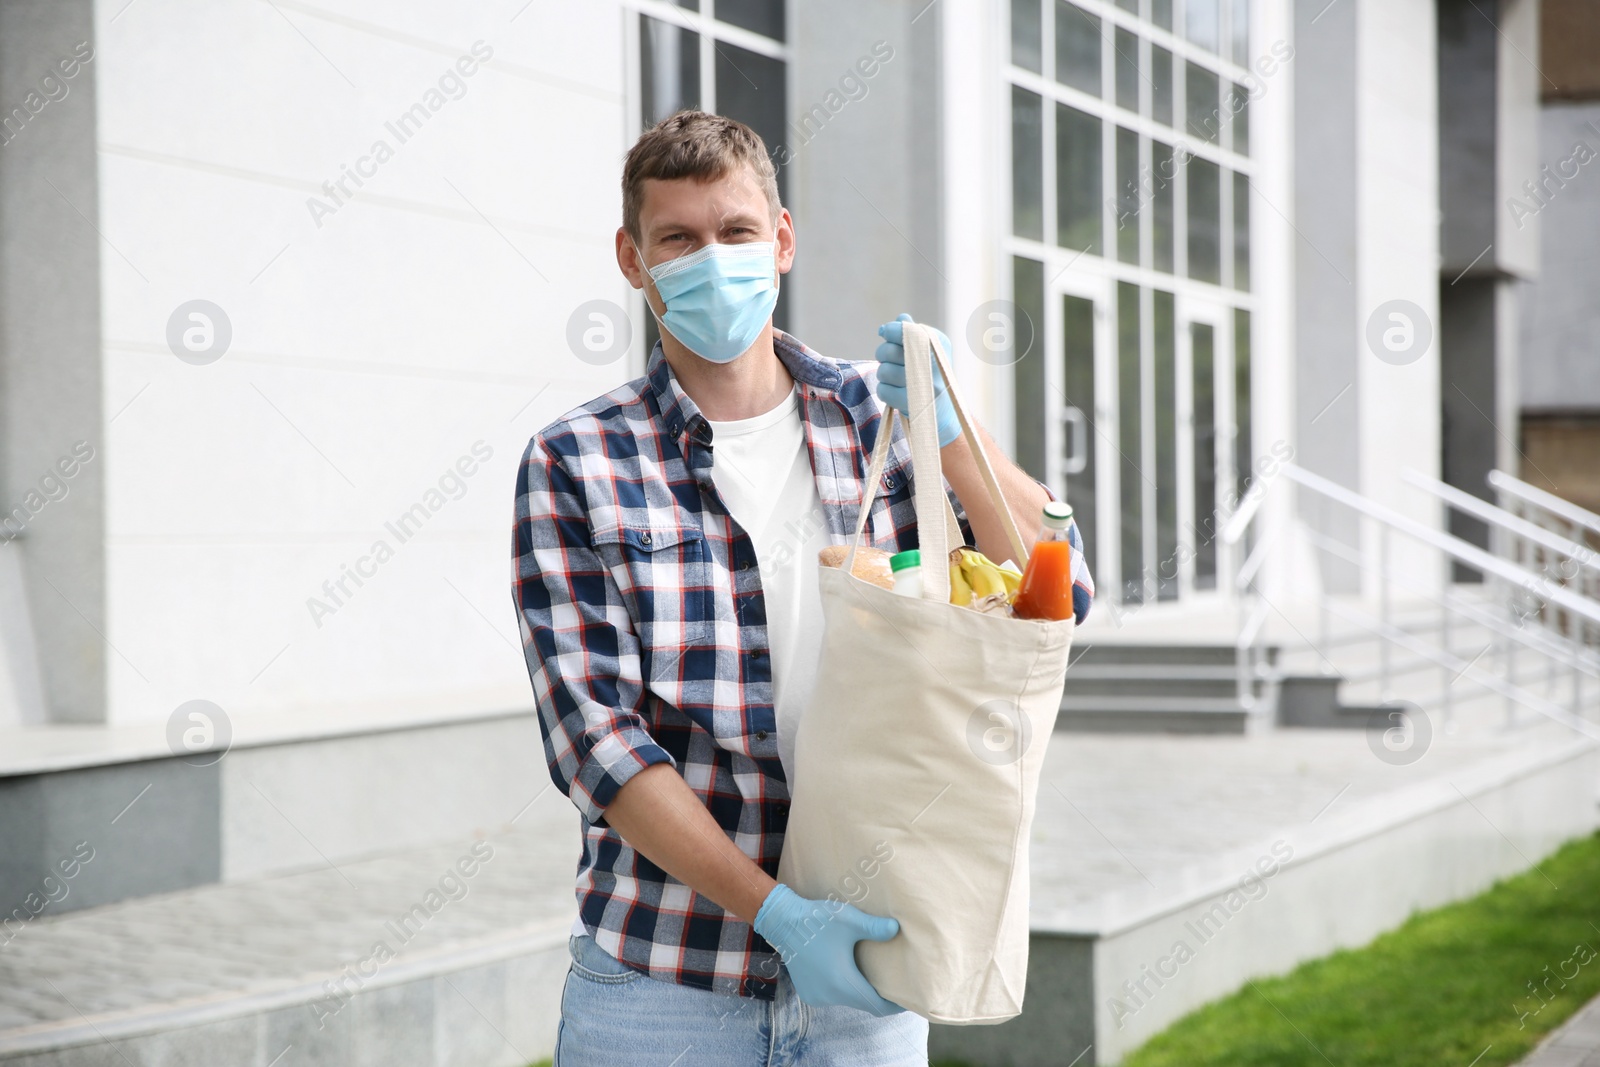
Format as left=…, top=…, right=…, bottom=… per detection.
left=0, top=706, right=542, bottom=917
left=1062, top=669, right=1243, bottom=701
left=1276, top=675, right=1398, bottom=729
left=1056, top=696, right=1251, bottom=734
left=1058, top=643, right=1266, bottom=732
left=0, top=792, right=580, bottom=1066
left=1070, top=643, right=1267, bottom=668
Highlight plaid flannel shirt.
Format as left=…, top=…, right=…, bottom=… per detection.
left=511, top=330, right=1094, bottom=1000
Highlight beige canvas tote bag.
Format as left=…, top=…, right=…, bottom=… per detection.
left=777, top=321, right=1076, bottom=1024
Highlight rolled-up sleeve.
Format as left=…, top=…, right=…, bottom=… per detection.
left=512, top=438, right=675, bottom=826
left=1065, top=513, right=1095, bottom=625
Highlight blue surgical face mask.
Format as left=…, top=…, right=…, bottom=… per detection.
left=636, top=239, right=780, bottom=364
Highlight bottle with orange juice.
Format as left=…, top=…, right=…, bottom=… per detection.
left=1011, top=502, right=1076, bottom=621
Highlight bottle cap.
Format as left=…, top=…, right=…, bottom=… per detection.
left=1042, top=501, right=1074, bottom=530
left=889, top=549, right=921, bottom=572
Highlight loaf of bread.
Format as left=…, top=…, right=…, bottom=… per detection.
left=818, top=544, right=896, bottom=590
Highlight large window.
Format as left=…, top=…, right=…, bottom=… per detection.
left=635, top=3, right=788, bottom=191
left=1006, top=0, right=1256, bottom=606
left=1006, top=0, right=1252, bottom=284
left=633, top=1, right=790, bottom=352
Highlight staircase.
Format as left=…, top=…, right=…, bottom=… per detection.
left=1056, top=642, right=1272, bottom=733
left=1055, top=467, right=1600, bottom=737
left=1053, top=630, right=1434, bottom=734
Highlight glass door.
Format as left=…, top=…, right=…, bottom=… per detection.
left=1052, top=276, right=1112, bottom=588
left=1025, top=281, right=1240, bottom=607
left=1013, top=263, right=1247, bottom=609
left=1176, top=296, right=1234, bottom=600
left=1011, top=266, right=1111, bottom=581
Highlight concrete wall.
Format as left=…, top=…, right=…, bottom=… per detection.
left=88, top=2, right=638, bottom=725
left=1291, top=0, right=1362, bottom=593
left=0, top=543, right=48, bottom=726
left=940, top=0, right=1008, bottom=427
left=1520, top=101, right=1600, bottom=412
left=0, top=710, right=547, bottom=913
left=0, top=756, right=219, bottom=915
left=1292, top=0, right=1443, bottom=595
left=1437, top=0, right=1539, bottom=552
left=1439, top=0, right=1501, bottom=272
left=1440, top=279, right=1507, bottom=551
left=1495, top=0, right=1541, bottom=278
left=1353, top=0, right=1441, bottom=589
left=0, top=0, right=107, bottom=725
left=929, top=936, right=1096, bottom=1067
left=0, top=932, right=569, bottom=1066
left=1253, top=0, right=1304, bottom=608
left=788, top=0, right=944, bottom=363
left=220, top=713, right=546, bottom=882
left=1438, top=0, right=1541, bottom=278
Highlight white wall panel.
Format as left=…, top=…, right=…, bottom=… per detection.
left=94, top=0, right=638, bottom=723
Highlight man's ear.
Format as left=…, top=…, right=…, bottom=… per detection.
left=775, top=209, right=796, bottom=275
left=615, top=227, right=646, bottom=290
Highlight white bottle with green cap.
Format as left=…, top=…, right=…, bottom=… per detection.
left=889, top=549, right=922, bottom=599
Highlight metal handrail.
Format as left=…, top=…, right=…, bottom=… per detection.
left=1489, top=469, right=1600, bottom=540
left=1278, top=464, right=1600, bottom=629
left=1227, top=462, right=1600, bottom=732
left=1402, top=468, right=1600, bottom=576
left=1299, top=522, right=1600, bottom=681
left=1321, top=599, right=1600, bottom=743
left=1220, top=477, right=1271, bottom=546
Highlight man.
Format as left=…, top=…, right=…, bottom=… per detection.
left=513, top=110, right=1093, bottom=1065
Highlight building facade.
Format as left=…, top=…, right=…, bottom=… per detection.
left=0, top=0, right=1568, bottom=734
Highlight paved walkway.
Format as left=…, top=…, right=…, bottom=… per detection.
left=1518, top=994, right=1600, bottom=1066
left=0, top=784, right=580, bottom=1043
left=1029, top=720, right=1535, bottom=916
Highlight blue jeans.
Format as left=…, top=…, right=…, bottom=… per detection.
left=554, top=934, right=929, bottom=1066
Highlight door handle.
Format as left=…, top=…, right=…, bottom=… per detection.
left=1062, top=407, right=1088, bottom=475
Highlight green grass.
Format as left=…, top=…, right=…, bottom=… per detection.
left=1120, top=830, right=1600, bottom=1067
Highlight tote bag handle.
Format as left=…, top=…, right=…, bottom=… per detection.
left=844, top=321, right=1033, bottom=602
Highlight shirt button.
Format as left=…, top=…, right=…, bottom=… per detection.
left=641, top=532, right=652, bottom=546
left=755, top=730, right=769, bottom=741
left=750, top=649, right=766, bottom=660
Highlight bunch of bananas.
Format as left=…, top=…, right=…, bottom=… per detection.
left=947, top=548, right=1023, bottom=608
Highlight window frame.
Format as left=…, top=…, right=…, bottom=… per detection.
left=1001, top=0, right=1259, bottom=604
left=624, top=0, right=793, bottom=375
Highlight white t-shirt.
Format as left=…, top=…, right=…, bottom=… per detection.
left=704, top=384, right=830, bottom=784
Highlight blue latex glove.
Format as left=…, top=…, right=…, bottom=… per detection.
left=874, top=313, right=962, bottom=447
left=753, top=883, right=904, bottom=1016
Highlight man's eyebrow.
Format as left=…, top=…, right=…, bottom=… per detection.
left=648, top=211, right=766, bottom=236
